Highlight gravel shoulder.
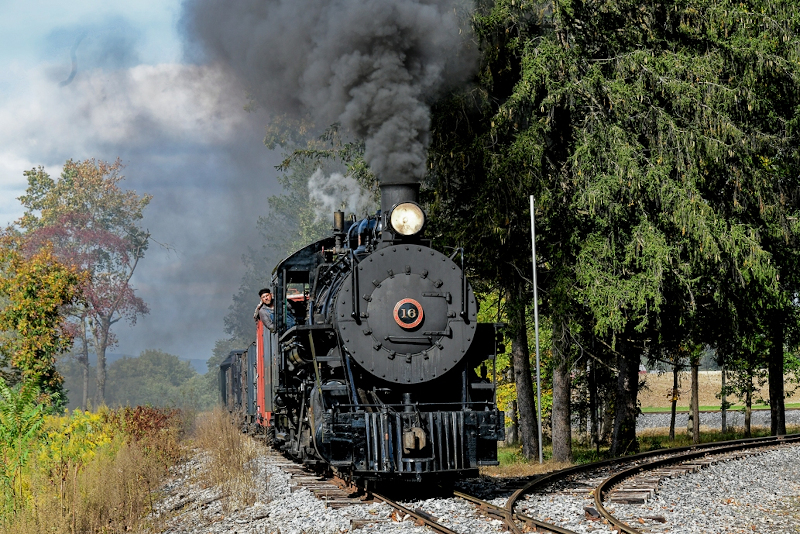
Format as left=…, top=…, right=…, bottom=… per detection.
left=149, top=443, right=474, bottom=534
left=612, top=444, right=800, bottom=534
left=148, top=439, right=800, bottom=534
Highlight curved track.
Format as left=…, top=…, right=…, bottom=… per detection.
left=592, top=434, right=800, bottom=534
left=504, top=433, right=800, bottom=534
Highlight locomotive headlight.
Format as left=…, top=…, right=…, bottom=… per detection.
left=389, top=202, right=425, bottom=236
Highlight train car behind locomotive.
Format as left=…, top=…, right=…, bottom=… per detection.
left=221, top=181, right=504, bottom=485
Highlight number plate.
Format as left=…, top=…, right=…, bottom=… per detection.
left=393, top=298, right=424, bottom=329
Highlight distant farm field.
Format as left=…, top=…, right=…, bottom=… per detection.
left=638, top=371, right=800, bottom=411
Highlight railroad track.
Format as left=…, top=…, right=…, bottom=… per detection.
left=272, top=434, right=800, bottom=534
left=506, top=433, right=800, bottom=534
left=372, top=488, right=578, bottom=534
left=592, top=434, right=800, bottom=534
left=271, top=452, right=571, bottom=533
left=268, top=454, right=372, bottom=509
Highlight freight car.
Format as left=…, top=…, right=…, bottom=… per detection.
left=221, top=181, right=504, bottom=485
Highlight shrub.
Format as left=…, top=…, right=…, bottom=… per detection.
left=0, top=404, right=186, bottom=533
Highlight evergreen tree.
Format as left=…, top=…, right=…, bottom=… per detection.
left=429, top=0, right=800, bottom=455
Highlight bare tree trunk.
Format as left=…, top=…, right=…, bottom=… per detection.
left=93, top=316, right=111, bottom=405
left=745, top=371, right=753, bottom=438
left=507, top=285, right=538, bottom=460
left=80, top=345, right=89, bottom=410
left=505, top=399, right=519, bottom=446
left=669, top=360, right=679, bottom=441
left=601, top=396, right=615, bottom=444
left=551, top=315, right=572, bottom=462
left=769, top=314, right=786, bottom=436
left=686, top=371, right=694, bottom=439
left=721, top=365, right=727, bottom=434
left=77, top=315, right=91, bottom=410
left=589, top=359, right=599, bottom=451
left=611, top=342, right=639, bottom=456
left=690, top=359, right=700, bottom=444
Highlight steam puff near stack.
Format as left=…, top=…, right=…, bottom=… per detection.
left=307, top=169, right=377, bottom=220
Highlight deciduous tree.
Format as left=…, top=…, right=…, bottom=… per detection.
left=0, top=241, right=84, bottom=408
left=16, top=159, right=151, bottom=405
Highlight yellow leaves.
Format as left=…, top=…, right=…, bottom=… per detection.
left=38, top=409, right=117, bottom=469
left=0, top=238, right=85, bottom=396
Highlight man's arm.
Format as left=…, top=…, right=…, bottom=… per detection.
left=258, top=305, right=275, bottom=332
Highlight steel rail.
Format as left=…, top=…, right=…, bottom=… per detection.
left=593, top=434, right=800, bottom=534
left=453, top=490, right=577, bottom=534
left=371, top=492, right=462, bottom=534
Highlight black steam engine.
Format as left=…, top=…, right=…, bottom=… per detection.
left=222, top=182, right=504, bottom=484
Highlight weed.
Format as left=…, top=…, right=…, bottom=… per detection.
left=0, top=405, right=187, bottom=534
left=193, top=407, right=265, bottom=510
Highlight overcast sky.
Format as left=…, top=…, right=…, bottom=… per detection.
left=0, top=1, right=283, bottom=362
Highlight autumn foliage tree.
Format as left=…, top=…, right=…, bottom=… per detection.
left=0, top=240, right=84, bottom=408
left=16, top=159, right=151, bottom=406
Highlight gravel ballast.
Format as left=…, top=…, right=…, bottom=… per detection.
left=612, top=444, right=800, bottom=533
left=151, top=441, right=800, bottom=534
left=151, top=448, right=501, bottom=534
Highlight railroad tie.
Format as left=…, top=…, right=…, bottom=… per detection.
left=609, top=461, right=707, bottom=503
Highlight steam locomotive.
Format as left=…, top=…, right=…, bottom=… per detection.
left=219, top=182, right=504, bottom=485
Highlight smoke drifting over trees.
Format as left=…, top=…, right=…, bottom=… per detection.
left=181, top=0, right=476, bottom=183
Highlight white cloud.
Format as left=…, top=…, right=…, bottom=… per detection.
left=0, top=60, right=282, bottom=359
left=0, top=62, right=248, bottom=167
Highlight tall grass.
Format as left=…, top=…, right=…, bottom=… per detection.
left=0, top=405, right=185, bottom=534
left=193, top=407, right=263, bottom=509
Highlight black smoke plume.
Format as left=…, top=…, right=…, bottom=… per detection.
left=181, top=0, right=476, bottom=184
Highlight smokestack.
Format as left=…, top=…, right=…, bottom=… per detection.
left=380, top=183, right=419, bottom=216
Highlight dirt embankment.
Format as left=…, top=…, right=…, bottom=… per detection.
left=638, top=371, right=800, bottom=409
